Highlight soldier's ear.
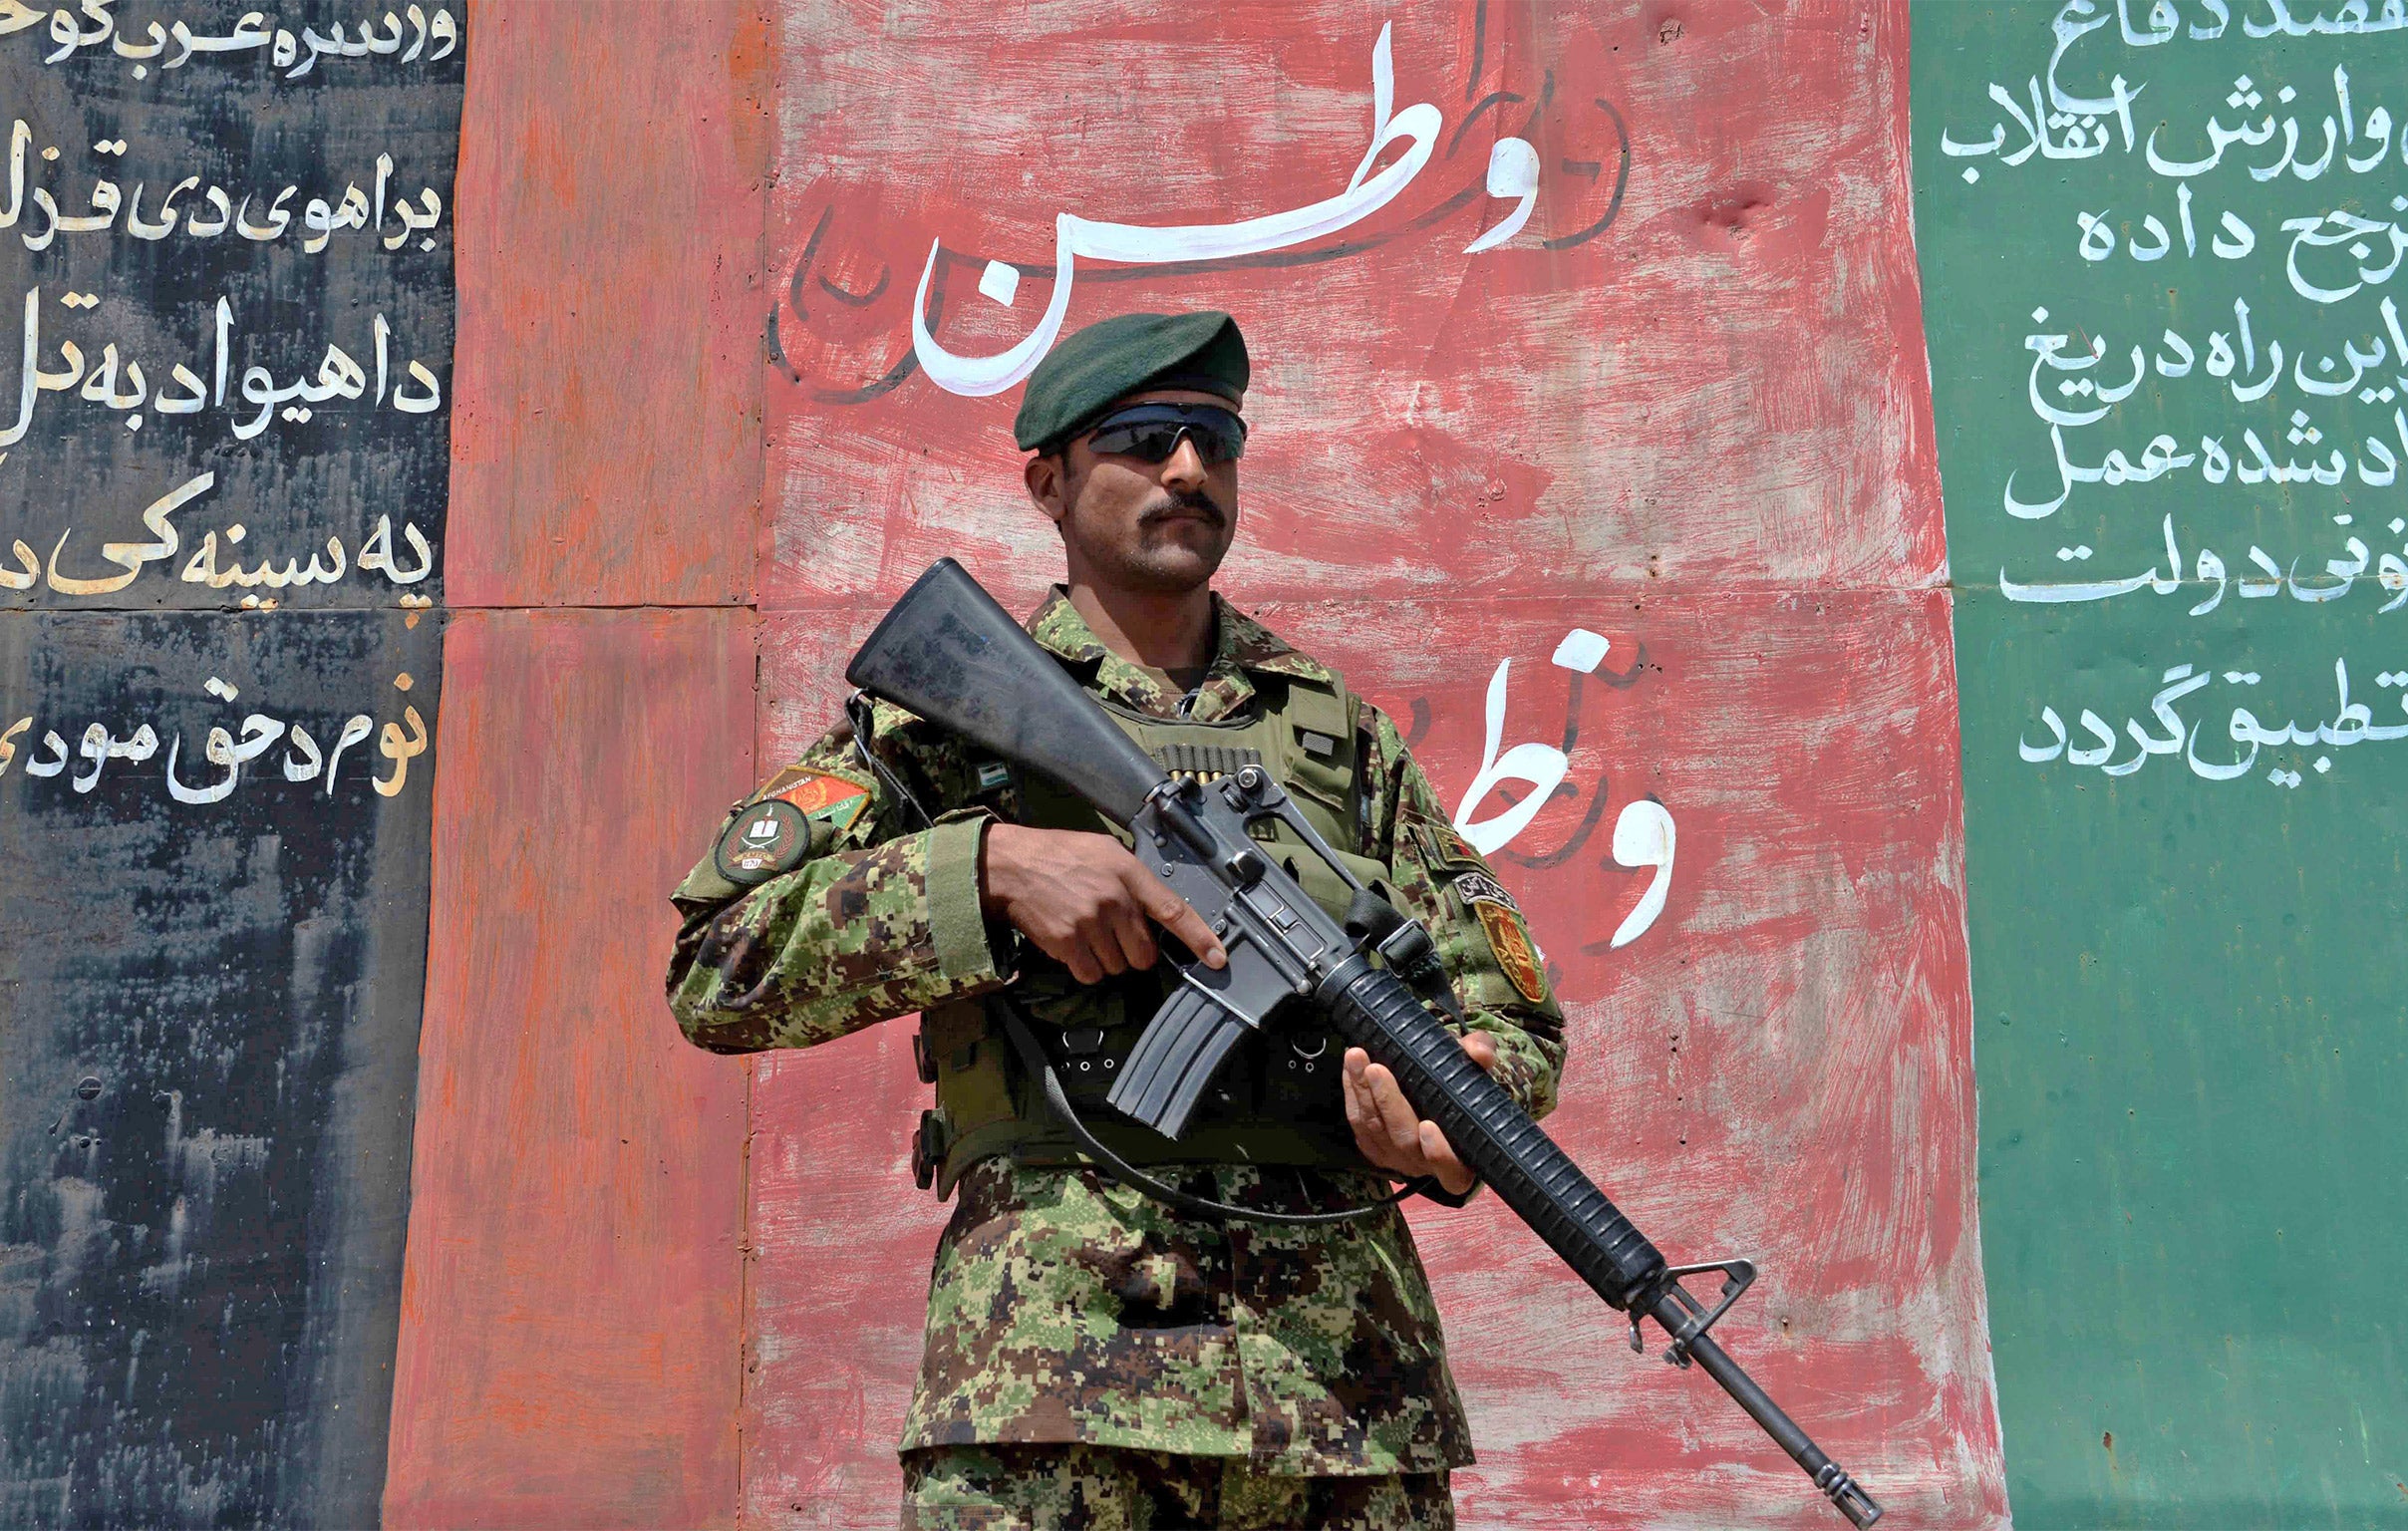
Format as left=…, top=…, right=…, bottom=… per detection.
left=1025, top=451, right=1069, bottom=527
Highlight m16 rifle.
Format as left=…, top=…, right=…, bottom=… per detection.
left=847, top=559, right=1883, bottom=1528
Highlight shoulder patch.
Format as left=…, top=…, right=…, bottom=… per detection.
left=755, top=761, right=816, bottom=798
left=713, top=770, right=874, bottom=887
left=1475, top=901, right=1549, bottom=1006
left=1451, top=869, right=1519, bottom=914
left=1413, top=818, right=1484, bottom=867
left=716, top=799, right=813, bottom=886
left=768, top=769, right=873, bottom=835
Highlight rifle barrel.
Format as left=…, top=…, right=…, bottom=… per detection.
left=1319, top=950, right=1884, bottom=1528
left=1657, top=1297, right=1884, bottom=1528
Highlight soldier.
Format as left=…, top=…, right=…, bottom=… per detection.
left=666, top=311, right=1565, bottom=1530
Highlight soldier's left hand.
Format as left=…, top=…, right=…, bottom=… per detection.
left=1341, top=1033, right=1497, bottom=1197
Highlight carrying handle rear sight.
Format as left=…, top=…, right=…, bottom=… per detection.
left=1227, top=764, right=1367, bottom=895
left=844, top=559, right=1167, bottom=823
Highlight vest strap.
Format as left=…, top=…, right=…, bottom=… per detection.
left=924, top=662, right=1397, bottom=1198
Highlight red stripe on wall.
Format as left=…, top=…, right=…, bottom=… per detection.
left=386, top=608, right=757, bottom=1528
left=445, top=0, right=770, bottom=609
left=387, top=2, right=771, bottom=1524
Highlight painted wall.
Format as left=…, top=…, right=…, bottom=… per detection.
left=376, top=2, right=2005, bottom=1526
left=0, top=6, right=459, bottom=1523
left=745, top=3, right=1997, bottom=1526
left=30, top=4, right=2393, bottom=1529
left=1914, top=6, right=2408, bottom=1526
left=385, top=5, right=765, bottom=1526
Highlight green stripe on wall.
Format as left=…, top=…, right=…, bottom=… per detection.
left=1911, top=4, right=2408, bottom=1525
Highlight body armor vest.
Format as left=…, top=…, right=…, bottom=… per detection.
left=917, top=670, right=1395, bottom=1196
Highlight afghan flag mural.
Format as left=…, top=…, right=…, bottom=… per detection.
left=0, top=4, right=2395, bottom=1527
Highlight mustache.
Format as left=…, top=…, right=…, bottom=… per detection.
left=1139, top=489, right=1226, bottom=526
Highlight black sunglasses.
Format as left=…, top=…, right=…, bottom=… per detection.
left=1081, top=403, right=1248, bottom=464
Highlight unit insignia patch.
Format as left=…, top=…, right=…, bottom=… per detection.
left=1476, top=900, right=1548, bottom=1006
left=1450, top=870, right=1520, bottom=914
left=714, top=771, right=873, bottom=887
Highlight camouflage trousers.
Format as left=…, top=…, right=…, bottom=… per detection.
left=900, top=1443, right=1455, bottom=1530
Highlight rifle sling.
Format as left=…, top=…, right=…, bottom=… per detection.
left=990, top=993, right=1424, bottom=1226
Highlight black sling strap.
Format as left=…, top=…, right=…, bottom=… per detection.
left=990, top=993, right=1428, bottom=1226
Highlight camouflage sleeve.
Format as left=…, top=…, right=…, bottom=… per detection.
left=1361, top=705, right=1568, bottom=1121
left=664, top=702, right=1012, bottom=1055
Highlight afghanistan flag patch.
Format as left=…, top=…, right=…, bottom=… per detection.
left=769, top=768, right=872, bottom=832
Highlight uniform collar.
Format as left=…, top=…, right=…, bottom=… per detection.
left=1025, top=586, right=1334, bottom=719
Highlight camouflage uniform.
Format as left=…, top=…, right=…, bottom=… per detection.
left=901, top=1442, right=1452, bottom=1530
left=666, top=591, right=1565, bottom=1505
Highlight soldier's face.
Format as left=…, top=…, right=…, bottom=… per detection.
left=1026, top=387, right=1241, bottom=595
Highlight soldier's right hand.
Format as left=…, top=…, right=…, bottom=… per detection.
left=979, top=823, right=1229, bottom=985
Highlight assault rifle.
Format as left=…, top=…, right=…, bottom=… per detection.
left=847, top=559, right=1883, bottom=1528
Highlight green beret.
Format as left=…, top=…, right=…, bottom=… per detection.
left=1014, top=311, right=1248, bottom=452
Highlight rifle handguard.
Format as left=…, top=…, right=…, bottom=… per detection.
left=1315, top=952, right=1666, bottom=1309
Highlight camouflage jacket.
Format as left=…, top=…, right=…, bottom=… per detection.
left=666, top=590, right=1567, bottom=1474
